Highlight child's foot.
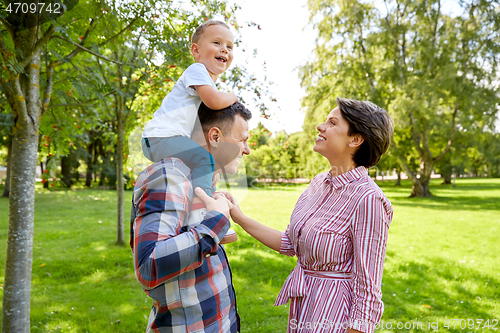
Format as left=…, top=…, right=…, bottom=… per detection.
left=220, top=229, right=237, bottom=244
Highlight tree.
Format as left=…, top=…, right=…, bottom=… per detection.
left=0, top=0, right=158, bottom=328
left=1, top=0, right=250, bottom=327
left=301, top=0, right=500, bottom=197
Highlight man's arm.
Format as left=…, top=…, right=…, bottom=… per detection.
left=132, top=163, right=230, bottom=290
left=195, top=85, right=238, bottom=110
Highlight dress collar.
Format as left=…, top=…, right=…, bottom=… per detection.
left=325, top=166, right=368, bottom=190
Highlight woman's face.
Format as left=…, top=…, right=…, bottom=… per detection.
left=313, top=107, right=354, bottom=161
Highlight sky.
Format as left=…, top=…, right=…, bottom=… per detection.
left=226, top=0, right=316, bottom=134
left=226, top=0, right=500, bottom=133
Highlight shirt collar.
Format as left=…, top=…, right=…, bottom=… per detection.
left=325, top=166, right=368, bottom=190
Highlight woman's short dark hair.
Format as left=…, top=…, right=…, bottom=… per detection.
left=336, top=97, right=394, bottom=168
left=198, top=101, right=252, bottom=135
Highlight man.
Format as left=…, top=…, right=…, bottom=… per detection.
left=130, top=101, right=251, bottom=333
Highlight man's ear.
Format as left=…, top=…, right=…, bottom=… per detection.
left=349, top=134, right=364, bottom=148
left=207, top=127, right=222, bottom=148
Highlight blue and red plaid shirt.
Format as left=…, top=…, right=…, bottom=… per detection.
left=130, top=158, right=240, bottom=332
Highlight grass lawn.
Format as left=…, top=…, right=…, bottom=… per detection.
left=0, top=177, right=499, bottom=332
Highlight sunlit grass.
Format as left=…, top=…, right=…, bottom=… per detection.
left=0, top=178, right=499, bottom=332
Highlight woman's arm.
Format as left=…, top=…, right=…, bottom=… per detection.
left=216, top=191, right=282, bottom=252
left=231, top=205, right=282, bottom=252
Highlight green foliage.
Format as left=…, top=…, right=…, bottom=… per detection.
left=299, top=0, right=500, bottom=194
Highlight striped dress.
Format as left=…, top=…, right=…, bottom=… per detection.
left=275, top=167, right=393, bottom=333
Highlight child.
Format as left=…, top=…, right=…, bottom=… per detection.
left=142, top=20, right=238, bottom=243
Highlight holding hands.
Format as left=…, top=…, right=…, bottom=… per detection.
left=194, top=187, right=234, bottom=219
left=212, top=191, right=246, bottom=224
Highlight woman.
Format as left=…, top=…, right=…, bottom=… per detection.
left=230, top=98, right=394, bottom=333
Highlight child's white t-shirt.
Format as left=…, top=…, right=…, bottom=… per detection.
left=142, top=63, right=217, bottom=138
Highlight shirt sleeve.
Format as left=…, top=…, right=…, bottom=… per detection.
left=348, top=194, right=391, bottom=333
left=132, top=163, right=230, bottom=290
left=279, top=226, right=296, bottom=257
left=182, top=63, right=216, bottom=96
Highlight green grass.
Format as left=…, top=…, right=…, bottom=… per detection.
left=0, top=178, right=499, bottom=332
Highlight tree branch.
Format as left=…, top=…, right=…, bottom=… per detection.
left=41, top=62, right=55, bottom=115
left=54, top=19, right=96, bottom=66
left=434, top=103, right=459, bottom=162
left=20, top=24, right=55, bottom=68
left=49, top=35, right=134, bottom=65
left=8, top=71, right=28, bottom=120
left=409, top=110, right=424, bottom=156
left=98, top=16, right=141, bottom=48
left=125, top=33, right=143, bottom=95
left=46, top=91, right=114, bottom=110
left=422, top=127, right=433, bottom=161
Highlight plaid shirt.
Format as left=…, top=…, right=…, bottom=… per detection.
left=130, top=158, right=239, bottom=333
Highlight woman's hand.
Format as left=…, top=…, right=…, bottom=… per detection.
left=213, top=191, right=246, bottom=224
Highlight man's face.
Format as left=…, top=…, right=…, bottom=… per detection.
left=212, top=114, right=250, bottom=174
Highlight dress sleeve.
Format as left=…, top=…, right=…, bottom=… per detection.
left=348, top=194, right=392, bottom=333
left=132, top=164, right=230, bottom=290
left=182, top=63, right=216, bottom=96
left=279, top=226, right=296, bottom=257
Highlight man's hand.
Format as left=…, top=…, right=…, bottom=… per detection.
left=195, top=187, right=234, bottom=219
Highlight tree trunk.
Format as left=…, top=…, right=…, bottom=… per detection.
left=395, top=170, right=401, bottom=186
left=2, top=140, right=12, bottom=197
left=442, top=175, right=452, bottom=184
left=61, top=154, right=72, bottom=188
left=116, top=109, right=125, bottom=245
left=2, top=28, right=41, bottom=333
left=40, top=160, right=49, bottom=189
left=410, top=162, right=433, bottom=197
left=98, top=142, right=105, bottom=186
left=410, top=178, right=432, bottom=197
left=85, top=140, right=94, bottom=187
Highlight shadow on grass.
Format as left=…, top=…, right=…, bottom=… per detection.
left=392, top=195, right=500, bottom=212
left=381, top=254, right=499, bottom=330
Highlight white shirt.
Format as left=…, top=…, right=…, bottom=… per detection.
left=142, top=63, right=217, bottom=138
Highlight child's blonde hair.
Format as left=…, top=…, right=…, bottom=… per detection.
left=191, top=20, right=230, bottom=44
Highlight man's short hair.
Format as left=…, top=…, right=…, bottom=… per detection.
left=192, top=20, right=230, bottom=44
left=198, top=102, right=252, bottom=136
left=336, top=97, right=394, bottom=168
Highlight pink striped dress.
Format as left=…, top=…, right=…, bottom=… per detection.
left=275, top=166, right=393, bottom=333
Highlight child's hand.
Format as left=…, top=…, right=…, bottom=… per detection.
left=228, top=92, right=238, bottom=104
left=196, top=85, right=238, bottom=110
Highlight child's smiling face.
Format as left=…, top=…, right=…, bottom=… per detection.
left=191, top=25, right=234, bottom=80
